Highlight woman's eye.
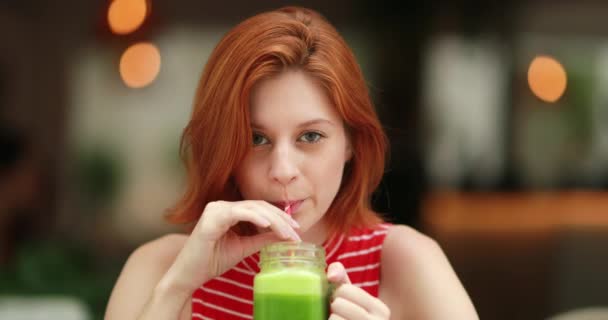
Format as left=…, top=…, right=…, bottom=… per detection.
left=299, top=132, right=323, bottom=143
left=253, top=133, right=269, bottom=146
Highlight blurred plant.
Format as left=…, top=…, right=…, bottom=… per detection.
left=0, top=238, right=124, bottom=320
left=73, top=144, right=124, bottom=210
left=563, top=63, right=594, bottom=146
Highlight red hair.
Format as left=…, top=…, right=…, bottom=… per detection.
left=166, top=6, right=389, bottom=235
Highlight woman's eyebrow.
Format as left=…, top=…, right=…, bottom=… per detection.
left=251, top=118, right=335, bottom=130
left=296, top=119, right=335, bottom=128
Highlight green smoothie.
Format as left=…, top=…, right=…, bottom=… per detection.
left=254, top=244, right=329, bottom=320
left=254, top=292, right=327, bottom=319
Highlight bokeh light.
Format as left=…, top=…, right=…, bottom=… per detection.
left=119, top=42, right=161, bottom=88
left=528, top=55, right=567, bottom=103
left=108, top=0, right=148, bottom=35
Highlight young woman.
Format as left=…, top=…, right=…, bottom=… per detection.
left=105, top=6, right=479, bottom=320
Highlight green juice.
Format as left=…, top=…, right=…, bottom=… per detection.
left=254, top=246, right=329, bottom=320
left=254, top=292, right=327, bottom=319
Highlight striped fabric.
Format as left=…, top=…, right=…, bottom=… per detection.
left=192, top=223, right=392, bottom=320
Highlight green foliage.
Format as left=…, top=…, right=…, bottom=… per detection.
left=74, top=145, right=124, bottom=209
left=0, top=239, right=124, bottom=320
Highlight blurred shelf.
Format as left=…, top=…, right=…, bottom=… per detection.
left=421, top=191, right=608, bottom=234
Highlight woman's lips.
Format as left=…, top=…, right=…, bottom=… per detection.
left=271, top=200, right=304, bottom=215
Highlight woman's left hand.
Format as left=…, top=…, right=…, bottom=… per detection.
left=327, top=262, right=391, bottom=320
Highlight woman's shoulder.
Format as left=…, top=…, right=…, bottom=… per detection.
left=116, top=233, right=190, bottom=292
left=112, top=233, right=189, bottom=285
left=380, top=225, right=479, bottom=319
left=130, top=233, right=189, bottom=266
left=383, top=224, right=441, bottom=258
left=105, top=233, right=189, bottom=319
left=380, top=224, right=447, bottom=284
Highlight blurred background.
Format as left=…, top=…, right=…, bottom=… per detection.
left=1, top=0, right=608, bottom=319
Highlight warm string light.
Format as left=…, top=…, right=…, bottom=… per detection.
left=107, top=0, right=161, bottom=88
left=108, top=0, right=148, bottom=35
left=119, top=42, right=161, bottom=88
left=528, top=55, right=567, bottom=103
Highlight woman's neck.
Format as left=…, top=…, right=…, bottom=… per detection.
left=299, top=217, right=330, bottom=245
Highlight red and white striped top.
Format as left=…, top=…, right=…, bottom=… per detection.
left=191, top=223, right=392, bottom=320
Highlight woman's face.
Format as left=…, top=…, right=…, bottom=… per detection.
left=234, top=69, right=351, bottom=244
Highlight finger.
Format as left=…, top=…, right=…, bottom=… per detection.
left=240, top=231, right=283, bottom=257
left=251, top=201, right=301, bottom=236
left=196, top=202, right=271, bottom=240
left=228, top=206, right=271, bottom=228
left=327, top=262, right=351, bottom=285
left=248, top=202, right=301, bottom=241
left=232, top=206, right=299, bottom=241
left=331, top=296, right=368, bottom=320
left=257, top=200, right=300, bottom=229
left=334, top=284, right=390, bottom=318
left=328, top=314, right=346, bottom=320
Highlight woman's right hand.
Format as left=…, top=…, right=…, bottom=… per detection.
left=161, top=200, right=301, bottom=294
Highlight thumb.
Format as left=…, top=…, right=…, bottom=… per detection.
left=240, top=231, right=283, bottom=257
left=327, top=262, right=351, bottom=285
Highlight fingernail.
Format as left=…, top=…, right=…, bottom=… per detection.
left=278, top=228, right=291, bottom=239
left=293, top=233, right=302, bottom=242
left=290, top=229, right=301, bottom=242
left=260, top=218, right=271, bottom=227
left=290, top=218, right=300, bottom=229
left=327, top=266, right=339, bottom=278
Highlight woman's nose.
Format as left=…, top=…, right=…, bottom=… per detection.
left=268, top=144, right=299, bottom=186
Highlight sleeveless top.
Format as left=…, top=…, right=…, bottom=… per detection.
left=191, top=223, right=392, bottom=320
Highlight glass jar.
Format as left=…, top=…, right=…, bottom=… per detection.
left=253, top=242, right=329, bottom=320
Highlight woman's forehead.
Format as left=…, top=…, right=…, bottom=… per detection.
left=249, top=70, right=340, bottom=127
